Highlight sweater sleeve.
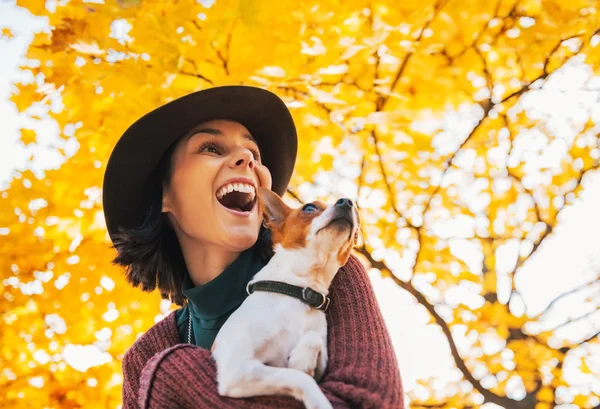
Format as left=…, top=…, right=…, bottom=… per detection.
left=121, top=347, right=143, bottom=409
left=138, top=254, right=404, bottom=409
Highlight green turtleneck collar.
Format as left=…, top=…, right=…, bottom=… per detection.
left=175, top=245, right=264, bottom=349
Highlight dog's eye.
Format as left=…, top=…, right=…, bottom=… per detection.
left=302, top=203, right=318, bottom=213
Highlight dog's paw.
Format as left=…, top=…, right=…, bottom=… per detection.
left=304, top=389, right=333, bottom=409
left=287, top=354, right=316, bottom=378
left=288, top=330, right=323, bottom=379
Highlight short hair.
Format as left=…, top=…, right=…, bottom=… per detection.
left=108, top=136, right=274, bottom=306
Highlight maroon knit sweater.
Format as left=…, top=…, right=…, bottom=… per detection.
left=121, top=254, right=404, bottom=409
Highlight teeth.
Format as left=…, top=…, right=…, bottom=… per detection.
left=216, top=183, right=256, bottom=200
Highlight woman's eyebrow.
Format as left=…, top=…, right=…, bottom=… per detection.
left=187, top=127, right=258, bottom=145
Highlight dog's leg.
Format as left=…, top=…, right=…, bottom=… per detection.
left=217, top=359, right=333, bottom=409
left=287, top=330, right=326, bottom=380
left=315, top=335, right=328, bottom=382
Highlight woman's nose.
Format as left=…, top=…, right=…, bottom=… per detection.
left=232, top=148, right=255, bottom=170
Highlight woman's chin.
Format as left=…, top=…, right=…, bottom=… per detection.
left=223, top=228, right=259, bottom=250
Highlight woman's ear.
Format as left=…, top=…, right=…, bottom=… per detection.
left=161, top=185, right=171, bottom=213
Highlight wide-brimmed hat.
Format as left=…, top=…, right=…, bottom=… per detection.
left=102, top=85, right=298, bottom=244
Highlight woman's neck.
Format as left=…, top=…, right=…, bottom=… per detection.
left=179, top=240, right=242, bottom=286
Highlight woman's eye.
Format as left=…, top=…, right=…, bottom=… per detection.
left=198, top=142, right=222, bottom=154
left=251, top=149, right=261, bottom=161
left=198, top=141, right=260, bottom=160
left=302, top=203, right=318, bottom=213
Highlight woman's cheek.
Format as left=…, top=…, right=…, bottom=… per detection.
left=255, top=163, right=272, bottom=190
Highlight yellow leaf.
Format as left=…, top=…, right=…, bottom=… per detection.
left=20, top=129, right=37, bottom=146
left=10, top=83, right=40, bottom=113
left=580, top=357, right=592, bottom=374
left=1, top=28, right=14, bottom=39
left=537, top=387, right=554, bottom=403
left=572, top=395, right=589, bottom=407
left=16, top=0, right=47, bottom=16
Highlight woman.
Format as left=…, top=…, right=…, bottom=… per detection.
left=102, top=86, right=404, bottom=408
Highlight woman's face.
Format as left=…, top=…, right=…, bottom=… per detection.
left=161, top=119, right=272, bottom=251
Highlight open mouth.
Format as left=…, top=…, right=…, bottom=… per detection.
left=217, top=190, right=257, bottom=213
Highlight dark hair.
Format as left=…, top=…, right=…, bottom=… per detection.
left=109, top=136, right=274, bottom=306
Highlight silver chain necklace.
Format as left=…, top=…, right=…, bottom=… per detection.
left=187, top=307, right=192, bottom=344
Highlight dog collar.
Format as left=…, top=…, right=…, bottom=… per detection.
left=246, top=280, right=331, bottom=312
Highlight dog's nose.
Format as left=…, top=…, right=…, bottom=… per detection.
left=335, top=198, right=353, bottom=209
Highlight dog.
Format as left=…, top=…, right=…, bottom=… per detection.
left=211, top=187, right=360, bottom=409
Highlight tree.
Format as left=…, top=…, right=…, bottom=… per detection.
left=2, top=0, right=599, bottom=407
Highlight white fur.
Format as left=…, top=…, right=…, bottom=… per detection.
left=212, top=200, right=358, bottom=409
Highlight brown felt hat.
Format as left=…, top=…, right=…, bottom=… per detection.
left=102, top=85, right=298, bottom=244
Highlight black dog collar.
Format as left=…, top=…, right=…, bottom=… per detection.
left=246, top=280, right=331, bottom=312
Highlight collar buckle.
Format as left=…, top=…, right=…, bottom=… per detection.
left=302, top=287, right=330, bottom=312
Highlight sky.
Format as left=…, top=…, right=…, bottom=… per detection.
left=1, top=1, right=599, bottom=407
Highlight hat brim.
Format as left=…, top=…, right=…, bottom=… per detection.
left=102, top=85, right=298, bottom=240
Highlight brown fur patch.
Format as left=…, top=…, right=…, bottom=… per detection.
left=271, top=201, right=327, bottom=250
left=337, top=207, right=360, bottom=265
left=337, top=239, right=354, bottom=265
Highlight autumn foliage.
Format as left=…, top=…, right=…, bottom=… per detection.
left=2, top=0, right=600, bottom=408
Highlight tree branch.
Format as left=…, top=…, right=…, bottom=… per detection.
left=356, top=246, right=526, bottom=408
left=545, top=308, right=600, bottom=333
left=285, top=188, right=304, bottom=204
left=532, top=279, right=600, bottom=320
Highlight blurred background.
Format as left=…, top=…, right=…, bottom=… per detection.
left=1, top=0, right=599, bottom=408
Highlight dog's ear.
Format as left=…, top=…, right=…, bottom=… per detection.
left=257, top=187, right=290, bottom=229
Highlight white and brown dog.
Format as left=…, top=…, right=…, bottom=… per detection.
left=211, top=187, right=360, bottom=409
